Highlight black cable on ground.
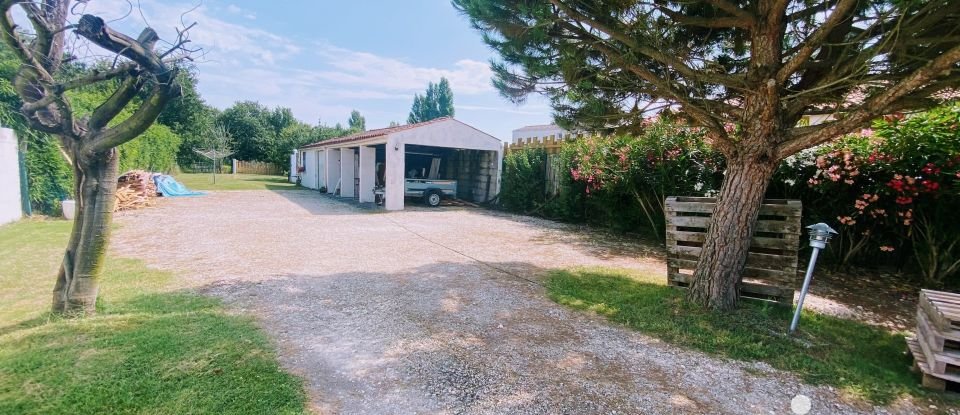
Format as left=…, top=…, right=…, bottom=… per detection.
left=383, top=215, right=544, bottom=287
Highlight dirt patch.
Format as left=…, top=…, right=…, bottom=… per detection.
left=112, top=190, right=926, bottom=414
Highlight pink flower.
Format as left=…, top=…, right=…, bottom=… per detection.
left=838, top=216, right=856, bottom=225
left=880, top=246, right=895, bottom=252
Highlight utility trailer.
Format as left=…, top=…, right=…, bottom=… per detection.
left=404, top=178, right=457, bottom=207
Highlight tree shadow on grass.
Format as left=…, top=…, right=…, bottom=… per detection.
left=545, top=268, right=943, bottom=405
left=0, top=291, right=306, bottom=415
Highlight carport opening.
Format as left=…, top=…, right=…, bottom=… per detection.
left=402, top=144, right=498, bottom=207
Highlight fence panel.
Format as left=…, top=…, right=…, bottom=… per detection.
left=234, top=160, right=282, bottom=175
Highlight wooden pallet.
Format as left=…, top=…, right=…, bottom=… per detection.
left=664, top=197, right=802, bottom=305
left=908, top=337, right=960, bottom=391
left=916, top=307, right=960, bottom=354
left=920, top=290, right=960, bottom=336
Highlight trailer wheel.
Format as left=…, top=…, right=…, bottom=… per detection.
left=424, top=190, right=442, bottom=207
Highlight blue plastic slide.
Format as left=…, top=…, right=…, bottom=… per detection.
left=153, top=175, right=205, bottom=197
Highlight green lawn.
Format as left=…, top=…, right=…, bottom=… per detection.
left=547, top=268, right=950, bottom=405
left=174, top=173, right=297, bottom=191
left=0, top=220, right=307, bottom=414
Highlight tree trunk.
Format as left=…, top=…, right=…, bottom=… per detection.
left=687, top=156, right=778, bottom=310
left=51, top=148, right=120, bottom=315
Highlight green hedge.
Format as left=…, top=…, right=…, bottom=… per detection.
left=500, top=106, right=960, bottom=286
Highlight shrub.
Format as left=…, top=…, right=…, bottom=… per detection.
left=117, top=124, right=182, bottom=173
left=562, top=118, right=722, bottom=238
left=500, top=148, right=549, bottom=213
left=503, top=104, right=960, bottom=286
left=795, top=104, right=960, bottom=285
left=22, top=134, right=74, bottom=215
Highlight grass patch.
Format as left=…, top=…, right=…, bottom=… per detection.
left=546, top=267, right=943, bottom=404
left=174, top=173, right=297, bottom=191
left=0, top=220, right=307, bottom=414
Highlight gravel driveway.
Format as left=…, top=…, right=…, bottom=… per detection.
left=112, top=190, right=920, bottom=414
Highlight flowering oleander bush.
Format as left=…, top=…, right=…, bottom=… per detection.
left=559, top=117, right=722, bottom=237
left=779, top=104, right=960, bottom=285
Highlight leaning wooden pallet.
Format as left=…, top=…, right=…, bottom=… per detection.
left=664, top=196, right=802, bottom=304
left=908, top=289, right=960, bottom=391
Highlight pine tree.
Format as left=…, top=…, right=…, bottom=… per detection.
left=455, top=0, right=960, bottom=310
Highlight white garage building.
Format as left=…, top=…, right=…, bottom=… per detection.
left=293, top=117, right=502, bottom=211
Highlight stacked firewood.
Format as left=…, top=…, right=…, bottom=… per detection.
left=115, top=170, right=158, bottom=211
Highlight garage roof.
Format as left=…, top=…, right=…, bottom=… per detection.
left=299, top=117, right=453, bottom=150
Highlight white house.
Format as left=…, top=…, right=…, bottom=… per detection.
left=294, top=117, right=502, bottom=211
left=511, top=124, right=571, bottom=144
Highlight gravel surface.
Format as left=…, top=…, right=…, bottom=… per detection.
left=112, top=190, right=926, bottom=414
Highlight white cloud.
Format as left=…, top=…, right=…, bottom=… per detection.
left=309, top=43, right=494, bottom=95
left=81, top=0, right=295, bottom=64
left=50, top=0, right=518, bottom=130
left=225, top=4, right=256, bottom=20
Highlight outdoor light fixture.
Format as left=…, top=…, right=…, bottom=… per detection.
left=789, top=222, right=838, bottom=333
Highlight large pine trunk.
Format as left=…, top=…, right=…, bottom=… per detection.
left=51, top=148, right=120, bottom=314
left=687, top=156, right=778, bottom=310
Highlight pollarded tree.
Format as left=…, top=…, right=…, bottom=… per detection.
left=0, top=0, right=194, bottom=314
left=454, top=0, right=960, bottom=310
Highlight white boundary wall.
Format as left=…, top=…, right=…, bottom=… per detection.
left=0, top=128, right=22, bottom=225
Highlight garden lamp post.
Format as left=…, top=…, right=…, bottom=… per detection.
left=789, top=223, right=838, bottom=333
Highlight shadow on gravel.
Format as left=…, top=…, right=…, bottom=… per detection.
left=192, top=261, right=685, bottom=414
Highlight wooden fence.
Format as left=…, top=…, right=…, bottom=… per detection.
left=234, top=159, right=281, bottom=175
left=664, top=196, right=802, bottom=304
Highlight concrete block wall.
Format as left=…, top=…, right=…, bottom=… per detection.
left=0, top=128, right=22, bottom=225
left=451, top=149, right=498, bottom=203
left=471, top=151, right=497, bottom=203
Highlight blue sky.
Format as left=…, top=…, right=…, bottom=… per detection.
left=81, top=0, right=554, bottom=140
